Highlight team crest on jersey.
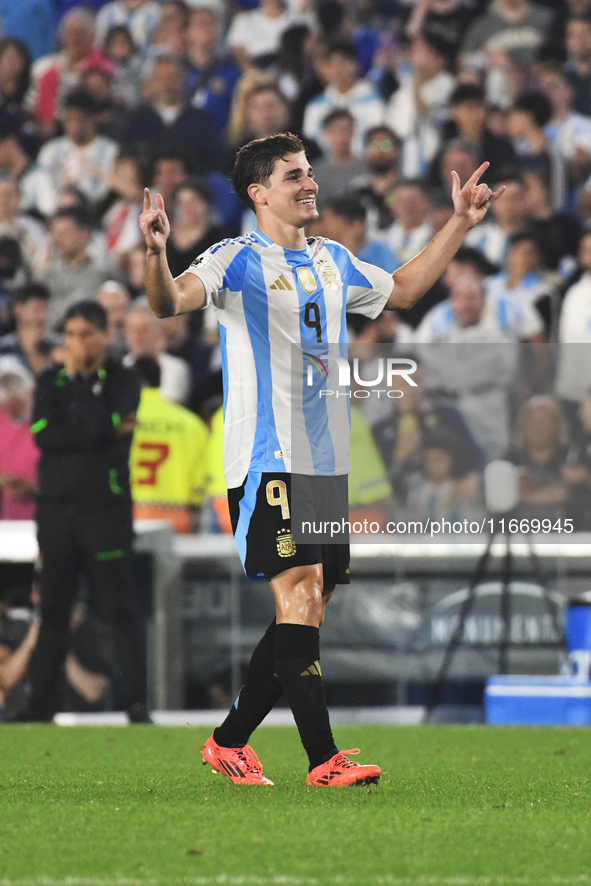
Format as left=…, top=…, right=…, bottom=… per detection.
left=276, top=528, right=296, bottom=557
left=297, top=267, right=317, bottom=295
left=317, top=260, right=340, bottom=290
left=191, top=252, right=213, bottom=269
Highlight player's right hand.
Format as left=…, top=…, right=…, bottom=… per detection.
left=139, top=188, right=171, bottom=253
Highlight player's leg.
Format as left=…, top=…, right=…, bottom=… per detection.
left=269, top=562, right=339, bottom=769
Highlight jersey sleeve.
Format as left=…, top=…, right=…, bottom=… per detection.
left=326, top=243, right=393, bottom=318
left=183, top=240, right=249, bottom=309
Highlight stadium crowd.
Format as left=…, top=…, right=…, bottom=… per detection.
left=2, top=0, right=591, bottom=538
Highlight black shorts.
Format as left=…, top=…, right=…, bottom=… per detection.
left=227, top=471, right=350, bottom=584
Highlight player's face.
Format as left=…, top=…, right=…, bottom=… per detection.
left=262, top=152, right=318, bottom=227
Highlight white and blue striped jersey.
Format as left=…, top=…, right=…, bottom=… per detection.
left=186, top=229, right=393, bottom=488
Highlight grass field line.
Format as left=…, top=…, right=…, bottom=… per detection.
left=2, top=877, right=591, bottom=886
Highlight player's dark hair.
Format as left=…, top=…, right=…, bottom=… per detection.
left=321, top=107, right=354, bottom=130
left=134, top=355, right=161, bottom=388
left=450, top=83, right=485, bottom=106
left=513, top=90, right=552, bottom=128
left=64, top=299, right=108, bottom=331
left=232, top=132, right=306, bottom=211
left=13, top=282, right=50, bottom=304
left=324, top=195, right=366, bottom=222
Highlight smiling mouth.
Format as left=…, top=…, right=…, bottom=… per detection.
left=297, top=197, right=316, bottom=205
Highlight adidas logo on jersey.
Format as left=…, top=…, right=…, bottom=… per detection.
left=270, top=274, right=294, bottom=291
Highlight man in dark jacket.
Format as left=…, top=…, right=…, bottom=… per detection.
left=11, top=300, right=149, bottom=722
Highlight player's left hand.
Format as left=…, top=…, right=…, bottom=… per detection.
left=451, top=162, right=506, bottom=229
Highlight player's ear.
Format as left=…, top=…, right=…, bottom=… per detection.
left=248, top=181, right=267, bottom=207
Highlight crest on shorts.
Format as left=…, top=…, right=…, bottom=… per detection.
left=317, top=260, right=340, bottom=290
left=297, top=267, right=317, bottom=295
left=276, top=528, right=296, bottom=557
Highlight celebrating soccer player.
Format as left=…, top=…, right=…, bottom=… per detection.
left=140, top=133, right=503, bottom=787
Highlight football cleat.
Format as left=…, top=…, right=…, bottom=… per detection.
left=201, top=734, right=274, bottom=785
left=306, top=748, right=381, bottom=787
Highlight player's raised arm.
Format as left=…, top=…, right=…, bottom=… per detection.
left=384, top=162, right=505, bottom=311
left=140, top=188, right=206, bottom=317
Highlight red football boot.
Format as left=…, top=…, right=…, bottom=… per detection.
left=202, top=734, right=274, bottom=785
left=306, top=748, right=381, bottom=787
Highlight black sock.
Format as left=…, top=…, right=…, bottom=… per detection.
left=214, top=620, right=283, bottom=748
left=273, top=623, right=338, bottom=771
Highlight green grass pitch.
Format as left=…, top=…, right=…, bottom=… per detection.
left=1, top=724, right=591, bottom=886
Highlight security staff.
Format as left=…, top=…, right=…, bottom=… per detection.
left=12, top=300, right=149, bottom=722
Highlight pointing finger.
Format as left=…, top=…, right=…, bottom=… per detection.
left=143, top=187, right=152, bottom=211
left=465, top=161, right=490, bottom=188
left=451, top=169, right=460, bottom=196
left=155, top=192, right=165, bottom=212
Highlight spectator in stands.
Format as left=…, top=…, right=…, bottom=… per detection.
left=405, top=0, right=479, bottom=63
left=431, top=137, right=480, bottom=196
left=102, top=25, right=143, bottom=109
left=0, top=283, right=55, bottom=375
left=382, top=179, right=433, bottom=266
left=312, top=109, right=367, bottom=208
left=0, top=39, right=39, bottom=179
left=0, top=174, right=48, bottom=274
left=405, top=427, right=483, bottom=524
left=117, top=56, right=220, bottom=175
left=203, top=404, right=231, bottom=533
left=564, top=15, right=591, bottom=116
left=130, top=355, right=209, bottom=533
left=148, top=0, right=189, bottom=61
left=24, top=89, right=119, bottom=218
left=384, top=32, right=455, bottom=178
left=348, top=396, right=394, bottom=532
left=350, top=125, right=401, bottom=238
left=0, top=592, right=39, bottom=720
left=40, top=207, right=120, bottom=331
left=371, top=359, right=484, bottom=507
left=562, top=387, right=591, bottom=528
left=507, top=91, right=569, bottom=211
left=227, top=0, right=301, bottom=71
left=160, top=311, right=222, bottom=416
left=96, top=280, right=130, bottom=361
left=485, top=230, right=555, bottom=338
left=0, top=238, right=29, bottom=334
left=460, top=0, right=555, bottom=105
left=95, top=0, right=162, bottom=56
left=165, top=177, right=227, bottom=280
left=303, top=40, right=385, bottom=156
left=96, top=151, right=145, bottom=258
left=184, top=7, right=241, bottom=140
left=31, top=9, right=106, bottom=139
left=123, top=301, right=192, bottom=405
left=464, top=171, right=531, bottom=268
left=0, top=358, right=39, bottom=520
left=434, top=83, right=516, bottom=183
left=149, top=152, right=189, bottom=206
left=521, top=166, right=581, bottom=274
left=507, top=395, right=569, bottom=522
left=555, top=230, right=591, bottom=415
left=318, top=195, right=398, bottom=273
left=537, top=62, right=591, bottom=188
